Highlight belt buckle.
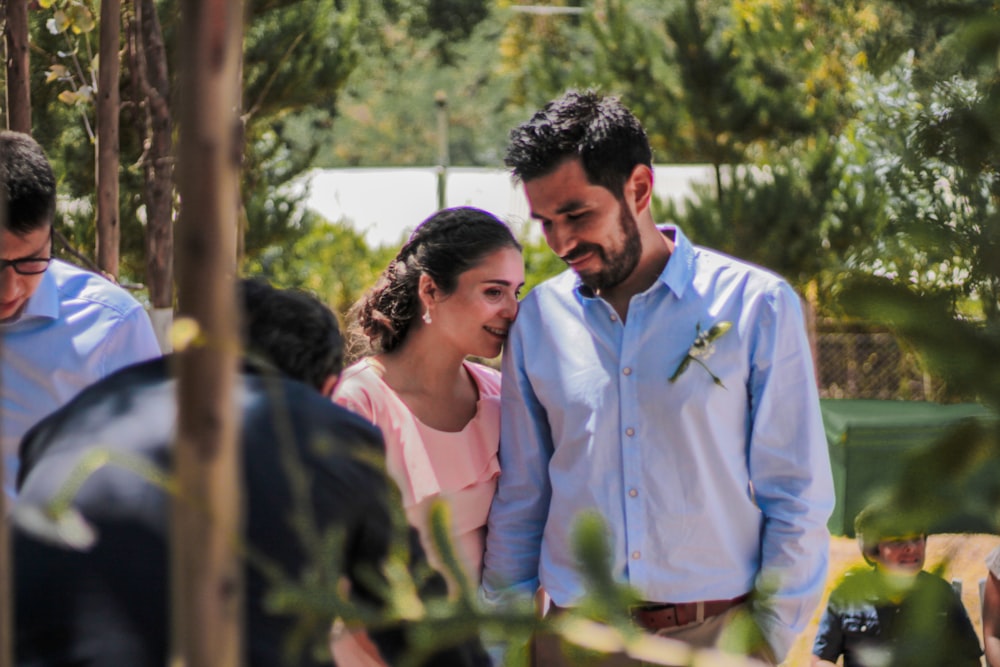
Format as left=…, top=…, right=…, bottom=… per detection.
left=630, top=603, right=679, bottom=631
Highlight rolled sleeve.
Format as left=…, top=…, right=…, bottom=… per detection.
left=810, top=605, right=843, bottom=662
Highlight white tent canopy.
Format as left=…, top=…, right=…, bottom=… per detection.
left=303, top=165, right=715, bottom=249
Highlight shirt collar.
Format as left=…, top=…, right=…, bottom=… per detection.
left=656, top=224, right=696, bottom=299
left=572, top=224, right=697, bottom=301
left=12, top=266, right=60, bottom=324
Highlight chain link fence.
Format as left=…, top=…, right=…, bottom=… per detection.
left=814, top=320, right=939, bottom=400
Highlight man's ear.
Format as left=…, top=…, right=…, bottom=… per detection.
left=624, top=164, right=654, bottom=216
left=321, top=373, right=340, bottom=398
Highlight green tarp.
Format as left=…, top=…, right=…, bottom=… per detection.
left=820, top=399, right=997, bottom=536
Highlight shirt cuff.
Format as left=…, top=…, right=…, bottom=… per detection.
left=751, top=607, right=796, bottom=664
left=479, top=578, right=539, bottom=609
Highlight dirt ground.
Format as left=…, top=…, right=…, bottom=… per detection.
left=781, top=533, right=1000, bottom=666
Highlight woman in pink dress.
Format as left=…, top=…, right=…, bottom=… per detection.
left=331, top=207, right=524, bottom=665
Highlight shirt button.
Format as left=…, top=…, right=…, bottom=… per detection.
left=625, top=427, right=635, bottom=437
left=632, top=551, right=641, bottom=560
left=623, top=367, right=632, bottom=376
left=629, top=488, right=638, bottom=497
left=610, top=314, right=618, bottom=321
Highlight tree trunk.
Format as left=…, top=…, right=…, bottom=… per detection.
left=128, top=0, right=174, bottom=348
left=0, top=188, right=11, bottom=667
left=96, top=0, right=121, bottom=278
left=171, top=1, right=244, bottom=666
left=1, top=4, right=24, bottom=662
left=4, top=0, right=31, bottom=132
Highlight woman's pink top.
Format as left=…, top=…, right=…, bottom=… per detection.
left=333, top=357, right=501, bottom=582
left=330, top=359, right=501, bottom=666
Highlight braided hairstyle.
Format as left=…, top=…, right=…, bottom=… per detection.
left=348, top=207, right=521, bottom=357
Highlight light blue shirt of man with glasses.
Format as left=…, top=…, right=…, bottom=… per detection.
left=1, top=130, right=160, bottom=494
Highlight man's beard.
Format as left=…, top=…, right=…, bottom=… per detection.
left=570, top=206, right=642, bottom=293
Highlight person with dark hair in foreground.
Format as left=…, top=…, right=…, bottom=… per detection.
left=237, top=277, right=344, bottom=396
left=13, top=278, right=489, bottom=667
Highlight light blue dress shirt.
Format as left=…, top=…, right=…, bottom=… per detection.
left=1, top=260, right=162, bottom=492
left=482, top=226, right=834, bottom=659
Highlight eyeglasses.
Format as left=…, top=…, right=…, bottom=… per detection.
left=0, top=257, right=52, bottom=275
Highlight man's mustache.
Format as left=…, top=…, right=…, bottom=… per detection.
left=561, top=244, right=602, bottom=264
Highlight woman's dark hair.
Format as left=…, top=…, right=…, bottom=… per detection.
left=348, top=206, right=521, bottom=356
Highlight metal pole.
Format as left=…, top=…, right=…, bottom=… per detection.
left=435, top=90, right=448, bottom=210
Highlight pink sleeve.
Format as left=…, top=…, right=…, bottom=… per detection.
left=333, top=386, right=375, bottom=422
left=332, top=364, right=377, bottom=423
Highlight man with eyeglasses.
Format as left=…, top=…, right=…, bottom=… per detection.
left=0, top=131, right=160, bottom=493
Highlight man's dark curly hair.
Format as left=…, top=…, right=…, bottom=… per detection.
left=0, top=131, right=57, bottom=235
left=504, top=89, right=652, bottom=197
left=238, top=278, right=343, bottom=391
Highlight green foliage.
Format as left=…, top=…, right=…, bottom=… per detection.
left=311, top=4, right=527, bottom=167
left=516, top=224, right=567, bottom=294
left=580, top=2, right=682, bottom=157
left=578, top=0, right=858, bottom=165
left=241, top=211, right=396, bottom=320
left=22, top=0, right=370, bottom=284
left=660, top=133, right=889, bottom=292
left=411, top=0, right=492, bottom=65
left=839, top=277, right=1000, bottom=404
left=837, top=2, right=1000, bottom=325
left=36, top=0, right=98, bottom=137
left=240, top=0, right=366, bottom=262
left=495, top=1, right=593, bottom=108
left=243, top=0, right=361, bottom=119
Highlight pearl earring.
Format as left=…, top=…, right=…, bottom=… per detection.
left=422, top=309, right=432, bottom=325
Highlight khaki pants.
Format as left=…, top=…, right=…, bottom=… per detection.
left=531, top=604, right=776, bottom=667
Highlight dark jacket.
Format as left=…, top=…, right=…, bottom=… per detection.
left=14, top=356, right=488, bottom=667
left=812, top=566, right=982, bottom=667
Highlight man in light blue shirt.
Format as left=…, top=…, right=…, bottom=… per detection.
left=481, top=91, right=834, bottom=664
left=0, top=131, right=161, bottom=492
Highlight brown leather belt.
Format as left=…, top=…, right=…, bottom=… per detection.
left=629, top=593, right=751, bottom=631
left=549, top=592, right=750, bottom=632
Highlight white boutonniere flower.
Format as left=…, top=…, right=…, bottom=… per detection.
left=669, top=321, right=733, bottom=388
